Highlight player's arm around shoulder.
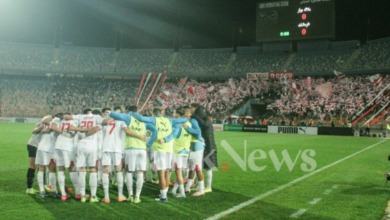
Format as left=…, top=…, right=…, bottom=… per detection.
left=146, top=123, right=157, bottom=147
left=102, top=117, right=114, bottom=125
left=32, top=123, right=44, bottom=134
left=50, top=121, right=63, bottom=134
left=170, top=117, right=188, bottom=126
left=132, top=112, right=155, bottom=124
left=185, top=118, right=201, bottom=135
left=122, top=126, right=146, bottom=142
left=85, top=126, right=102, bottom=137
left=162, top=123, right=181, bottom=143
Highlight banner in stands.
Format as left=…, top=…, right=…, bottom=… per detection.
left=268, top=72, right=294, bottom=80
left=247, top=72, right=269, bottom=81
left=0, top=117, right=41, bottom=124
left=242, top=125, right=268, bottom=133
left=0, top=117, right=15, bottom=123
left=223, top=124, right=243, bottom=131
left=212, top=124, right=224, bottom=132
left=268, top=126, right=318, bottom=135
left=318, top=127, right=353, bottom=136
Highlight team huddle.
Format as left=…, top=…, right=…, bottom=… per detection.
left=25, top=104, right=218, bottom=204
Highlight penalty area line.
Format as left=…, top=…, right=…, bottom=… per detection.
left=205, top=139, right=387, bottom=220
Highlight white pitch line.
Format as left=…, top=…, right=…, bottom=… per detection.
left=205, top=139, right=387, bottom=220
left=290, top=209, right=307, bottom=218
left=308, top=198, right=322, bottom=205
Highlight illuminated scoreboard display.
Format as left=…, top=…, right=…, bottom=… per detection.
left=256, top=0, right=335, bottom=42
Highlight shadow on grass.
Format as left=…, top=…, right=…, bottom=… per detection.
left=339, top=183, right=390, bottom=195
left=26, top=181, right=253, bottom=220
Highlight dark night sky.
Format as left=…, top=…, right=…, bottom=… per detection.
left=0, top=0, right=389, bottom=49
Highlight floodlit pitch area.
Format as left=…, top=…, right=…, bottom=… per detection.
left=1, top=123, right=389, bottom=219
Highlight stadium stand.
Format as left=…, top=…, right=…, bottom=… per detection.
left=0, top=38, right=389, bottom=128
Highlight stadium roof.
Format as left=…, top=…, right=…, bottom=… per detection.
left=0, top=0, right=389, bottom=49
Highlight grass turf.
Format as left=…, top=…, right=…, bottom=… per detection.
left=0, top=123, right=389, bottom=219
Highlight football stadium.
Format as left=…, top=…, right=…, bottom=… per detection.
left=0, top=0, right=389, bottom=219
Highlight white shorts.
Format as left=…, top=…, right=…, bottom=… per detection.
left=102, top=152, right=123, bottom=167
left=188, top=150, right=204, bottom=171
left=35, top=150, right=54, bottom=166
left=153, top=151, right=172, bottom=171
left=125, top=149, right=147, bottom=172
left=172, top=154, right=189, bottom=170
left=55, top=149, right=75, bottom=168
left=77, top=148, right=98, bottom=168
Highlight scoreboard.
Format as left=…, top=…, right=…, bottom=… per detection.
left=256, top=0, right=335, bottom=42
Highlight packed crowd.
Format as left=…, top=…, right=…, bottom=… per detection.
left=147, top=77, right=267, bottom=119
left=0, top=75, right=265, bottom=119
left=170, top=49, right=231, bottom=74
left=116, top=49, right=172, bottom=74
left=1, top=73, right=388, bottom=128
left=1, top=38, right=390, bottom=75
left=266, top=74, right=390, bottom=128
left=230, top=52, right=288, bottom=74
left=0, top=76, right=51, bottom=117
left=288, top=50, right=353, bottom=74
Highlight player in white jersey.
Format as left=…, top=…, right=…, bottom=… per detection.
left=64, top=108, right=102, bottom=202
left=169, top=106, right=193, bottom=198
left=109, top=106, right=124, bottom=187
left=108, top=105, right=157, bottom=204
left=26, top=122, right=44, bottom=195
left=112, top=108, right=187, bottom=202
left=35, top=115, right=61, bottom=198
left=101, top=118, right=128, bottom=203
left=52, top=114, right=80, bottom=201
left=97, top=108, right=112, bottom=186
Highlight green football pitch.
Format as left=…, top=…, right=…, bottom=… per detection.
left=0, top=123, right=389, bottom=220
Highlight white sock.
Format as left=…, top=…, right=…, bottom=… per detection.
left=135, top=172, right=144, bottom=198
left=89, top=172, right=97, bottom=197
left=49, top=172, right=57, bottom=192
left=45, top=169, right=49, bottom=185
left=38, top=171, right=44, bottom=192
left=78, top=171, right=86, bottom=197
left=117, top=172, right=124, bottom=197
left=198, top=180, right=204, bottom=193
left=69, top=171, right=79, bottom=195
left=126, top=172, right=133, bottom=198
left=97, top=170, right=102, bottom=184
left=183, top=168, right=189, bottom=179
left=57, top=171, right=66, bottom=196
left=206, top=169, right=213, bottom=189
left=97, top=161, right=102, bottom=183
left=179, top=184, right=185, bottom=196
left=185, top=179, right=193, bottom=191
left=163, top=188, right=168, bottom=198
left=160, top=189, right=166, bottom=199
left=171, top=183, right=178, bottom=194
left=102, top=173, right=110, bottom=199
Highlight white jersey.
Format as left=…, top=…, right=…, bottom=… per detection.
left=55, top=119, right=79, bottom=151
left=102, top=120, right=126, bottom=153
left=27, top=127, right=42, bottom=147
left=96, top=129, right=103, bottom=158
left=50, top=117, right=61, bottom=147
left=37, top=119, right=58, bottom=153
left=73, top=114, right=102, bottom=150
